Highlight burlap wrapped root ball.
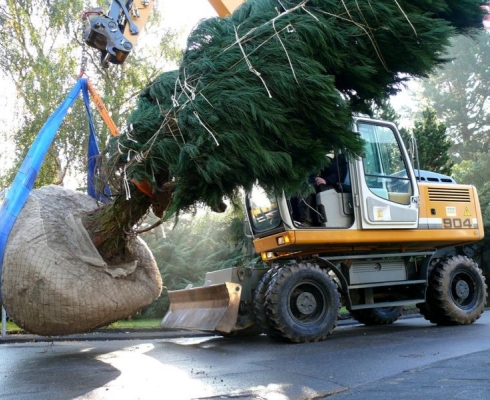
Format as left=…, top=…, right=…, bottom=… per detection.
left=1, top=185, right=162, bottom=336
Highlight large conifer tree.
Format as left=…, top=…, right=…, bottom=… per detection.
left=87, top=0, right=484, bottom=259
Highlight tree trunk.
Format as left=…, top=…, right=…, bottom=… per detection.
left=82, top=187, right=152, bottom=263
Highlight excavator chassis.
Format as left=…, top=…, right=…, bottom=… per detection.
left=160, top=250, right=487, bottom=342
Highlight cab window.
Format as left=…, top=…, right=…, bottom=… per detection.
left=358, top=122, right=413, bottom=205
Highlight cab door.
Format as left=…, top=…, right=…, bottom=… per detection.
left=352, top=118, right=420, bottom=229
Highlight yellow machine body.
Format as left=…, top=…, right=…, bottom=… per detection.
left=161, top=118, right=485, bottom=337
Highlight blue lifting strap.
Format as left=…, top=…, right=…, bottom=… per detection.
left=0, top=78, right=105, bottom=301
left=82, top=82, right=110, bottom=200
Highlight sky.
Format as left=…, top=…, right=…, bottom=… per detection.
left=0, top=1, right=220, bottom=179
left=159, top=0, right=218, bottom=38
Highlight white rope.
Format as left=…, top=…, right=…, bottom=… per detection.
left=225, top=0, right=310, bottom=51
left=234, top=25, right=272, bottom=98
left=182, top=69, right=197, bottom=101
left=300, top=4, right=319, bottom=21
left=123, top=165, right=131, bottom=200
left=272, top=20, right=298, bottom=84
left=193, top=111, right=220, bottom=147
left=172, top=78, right=182, bottom=107
left=393, top=0, right=418, bottom=37
left=199, top=92, right=216, bottom=109
left=173, top=69, right=199, bottom=109
left=134, top=152, right=146, bottom=163
left=124, top=127, right=139, bottom=144
left=117, top=141, right=124, bottom=155
left=315, top=7, right=388, bottom=71
left=165, top=115, right=186, bottom=148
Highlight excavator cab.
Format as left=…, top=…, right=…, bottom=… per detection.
left=248, top=117, right=420, bottom=244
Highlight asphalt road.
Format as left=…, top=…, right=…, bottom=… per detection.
left=1, top=313, right=490, bottom=400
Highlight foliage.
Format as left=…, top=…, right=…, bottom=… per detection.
left=414, top=29, right=490, bottom=277
left=0, top=0, right=85, bottom=187
left=453, top=155, right=490, bottom=206
left=404, top=108, right=453, bottom=175
left=110, top=0, right=483, bottom=220
left=372, top=99, right=403, bottom=125
left=138, top=206, right=256, bottom=318
left=452, top=154, right=490, bottom=264
left=419, top=31, right=490, bottom=162
left=0, top=0, right=181, bottom=189
left=372, top=101, right=453, bottom=176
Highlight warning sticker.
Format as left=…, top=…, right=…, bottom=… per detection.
left=446, top=206, right=457, bottom=217
left=464, top=207, right=472, bottom=217
left=373, top=206, right=391, bottom=221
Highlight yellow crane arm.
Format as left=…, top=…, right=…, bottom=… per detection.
left=122, top=0, right=156, bottom=49
left=124, top=0, right=245, bottom=41
left=209, top=0, right=245, bottom=17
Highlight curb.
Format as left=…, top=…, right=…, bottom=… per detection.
left=0, top=312, right=425, bottom=344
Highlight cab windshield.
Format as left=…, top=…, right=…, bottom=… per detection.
left=357, top=122, right=413, bottom=204
left=247, top=186, right=281, bottom=233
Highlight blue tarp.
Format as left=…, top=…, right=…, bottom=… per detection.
left=0, top=78, right=103, bottom=301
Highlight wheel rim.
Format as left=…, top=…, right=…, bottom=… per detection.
left=450, top=270, right=477, bottom=309
left=287, top=280, right=326, bottom=325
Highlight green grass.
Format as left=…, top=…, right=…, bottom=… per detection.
left=0, top=318, right=163, bottom=334
left=102, top=319, right=162, bottom=330
left=2, top=311, right=351, bottom=335
left=1, top=321, right=24, bottom=334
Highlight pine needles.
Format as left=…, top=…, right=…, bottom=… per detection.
left=106, top=0, right=484, bottom=219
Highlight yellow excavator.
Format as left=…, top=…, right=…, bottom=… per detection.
left=84, top=0, right=487, bottom=343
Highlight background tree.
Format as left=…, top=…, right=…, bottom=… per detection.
left=419, top=31, right=490, bottom=162
left=373, top=101, right=452, bottom=175
left=372, top=99, right=402, bottom=124
left=140, top=205, right=257, bottom=318
left=451, top=154, right=490, bottom=286
left=0, top=0, right=181, bottom=189
left=413, top=31, right=490, bottom=291
left=407, top=108, right=453, bottom=176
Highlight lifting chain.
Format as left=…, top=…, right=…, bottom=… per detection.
left=78, top=41, right=89, bottom=79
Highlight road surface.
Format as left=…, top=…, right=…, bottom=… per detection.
left=1, top=313, right=490, bottom=399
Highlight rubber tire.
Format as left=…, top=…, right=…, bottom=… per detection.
left=264, top=263, right=340, bottom=343
left=424, top=255, right=487, bottom=325
left=417, top=259, right=446, bottom=324
left=350, top=306, right=403, bottom=326
left=253, top=265, right=282, bottom=339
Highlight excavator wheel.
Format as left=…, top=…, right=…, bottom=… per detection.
left=264, top=263, right=340, bottom=343
left=417, top=301, right=444, bottom=324
left=417, top=258, right=447, bottom=324
left=423, top=255, right=487, bottom=325
left=220, top=299, right=263, bottom=338
left=253, top=265, right=283, bottom=339
left=349, top=306, right=403, bottom=326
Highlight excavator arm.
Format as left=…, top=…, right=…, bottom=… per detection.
left=83, top=0, right=245, bottom=67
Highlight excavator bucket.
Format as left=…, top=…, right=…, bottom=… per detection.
left=161, top=282, right=242, bottom=333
